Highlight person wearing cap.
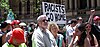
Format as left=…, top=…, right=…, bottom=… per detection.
left=93, top=16, right=100, bottom=26
left=5, top=20, right=12, bottom=33
left=11, top=20, right=20, bottom=29
left=19, top=22, right=29, bottom=46
left=2, top=28, right=27, bottom=47
left=65, top=20, right=71, bottom=46
left=91, top=16, right=100, bottom=46
left=76, top=17, right=83, bottom=27
left=0, top=22, right=10, bottom=46
left=88, top=10, right=100, bottom=46
left=32, top=15, right=57, bottom=47
left=66, top=19, right=77, bottom=45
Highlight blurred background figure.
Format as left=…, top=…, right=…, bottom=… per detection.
left=11, top=20, right=21, bottom=29
left=0, top=22, right=10, bottom=47
left=66, top=19, right=77, bottom=45
left=2, top=28, right=27, bottom=47
left=19, top=22, right=29, bottom=46
left=91, top=16, right=100, bottom=46
left=5, top=20, right=21, bottom=44
left=65, top=20, right=71, bottom=46
left=93, top=16, right=100, bottom=28
left=5, top=20, right=12, bottom=33
left=87, top=9, right=100, bottom=46
left=76, top=17, right=83, bottom=26
left=27, top=22, right=36, bottom=47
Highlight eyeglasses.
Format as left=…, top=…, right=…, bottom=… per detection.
left=42, top=19, right=48, bottom=22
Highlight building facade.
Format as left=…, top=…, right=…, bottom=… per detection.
left=0, top=0, right=100, bottom=22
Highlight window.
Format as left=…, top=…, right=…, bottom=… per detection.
left=67, top=0, right=69, bottom=9
left=89, top=0, right=91, bottom=8
left=19, top=1, right=22, bottom=15
left=80, top=0, right=87, bottom=9
left=94, top=0, right=97, bottom=8
left=72, top=0, right=75, bottom=10
left=27, top=0, right=30, bottom=14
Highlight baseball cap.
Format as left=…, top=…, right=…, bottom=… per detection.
left=77, top=17, right=82, bottom=20
left=93, top=16, right=100, bottom=21
left=0, top=22, right=9, bottom=28
left=19, top=22, right=26, bottom=26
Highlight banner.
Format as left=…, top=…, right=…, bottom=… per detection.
left=42, top=2, right=66, bottom=24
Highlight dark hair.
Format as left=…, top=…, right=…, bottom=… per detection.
left=0, top=22, right=9, bottom=29
left=70, top=19, right=77, bottom=24
left=77, top=23, right=94, bottom=46
left=84, top=22, right=94, bottom=45
left=77, top=24, right=86, bottom=46
left=77, top=24, right=86, bottom=32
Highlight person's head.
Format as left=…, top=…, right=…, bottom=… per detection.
left=76, top=24, right=87, bottom=46
left=93, top=16, right=100, bottom=25
left=67, top=20, right=71, bottom=25
left=19, top=22, right=26, bottom=29
left=48, top=22, right=59, bottom=38
left=0, top=22, right=10, bottom=32
left=37, top=15, right=48, bottom=29
left=11, top=20, right=20, bottom=28
left=5, top=20, right=12, bottom=31
left=70, top=19, right=77, bottom=27
left=75, top=24, right=86, bottom=36
left=77, top=17, right=83, bottom=23
left=29, top=22, right=36, bottom=29
left=8, top=28, right=25, bottom=46
left=85, top=22, right=91, bottom=33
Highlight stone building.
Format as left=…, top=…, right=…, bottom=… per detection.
left=0, top=0, right=100, bottom=22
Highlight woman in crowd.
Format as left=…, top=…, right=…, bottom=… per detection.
left=48, top=22, right=65, bottom=47
left=84, top=23, right=98, bottom=47
left=68, top=23, right=98, bottom=47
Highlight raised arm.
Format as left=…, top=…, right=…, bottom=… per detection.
left=88, top=9, right=95, bottom=24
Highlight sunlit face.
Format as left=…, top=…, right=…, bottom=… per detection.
left=85, top=24, right=91, bottom=32
left=50, top=25, right=59, bottom=38
left=75, top=28, right=82, bottom=36
left=39, top=17, right=48, bottom=29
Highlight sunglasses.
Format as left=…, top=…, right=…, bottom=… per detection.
left=42, top=19, right=48, bottom=22
left=85, top=26, right=91, bottom=28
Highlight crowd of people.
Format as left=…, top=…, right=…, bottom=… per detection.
left=0, top=10, right=100, bottom=47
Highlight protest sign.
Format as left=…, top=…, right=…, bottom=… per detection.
left=42, top=2, right=66, bottom=24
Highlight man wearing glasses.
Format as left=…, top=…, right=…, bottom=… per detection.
left=32, top=15, right=57, bottom=47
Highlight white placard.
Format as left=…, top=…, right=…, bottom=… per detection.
left=42, top=2, right=66, bottom=24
